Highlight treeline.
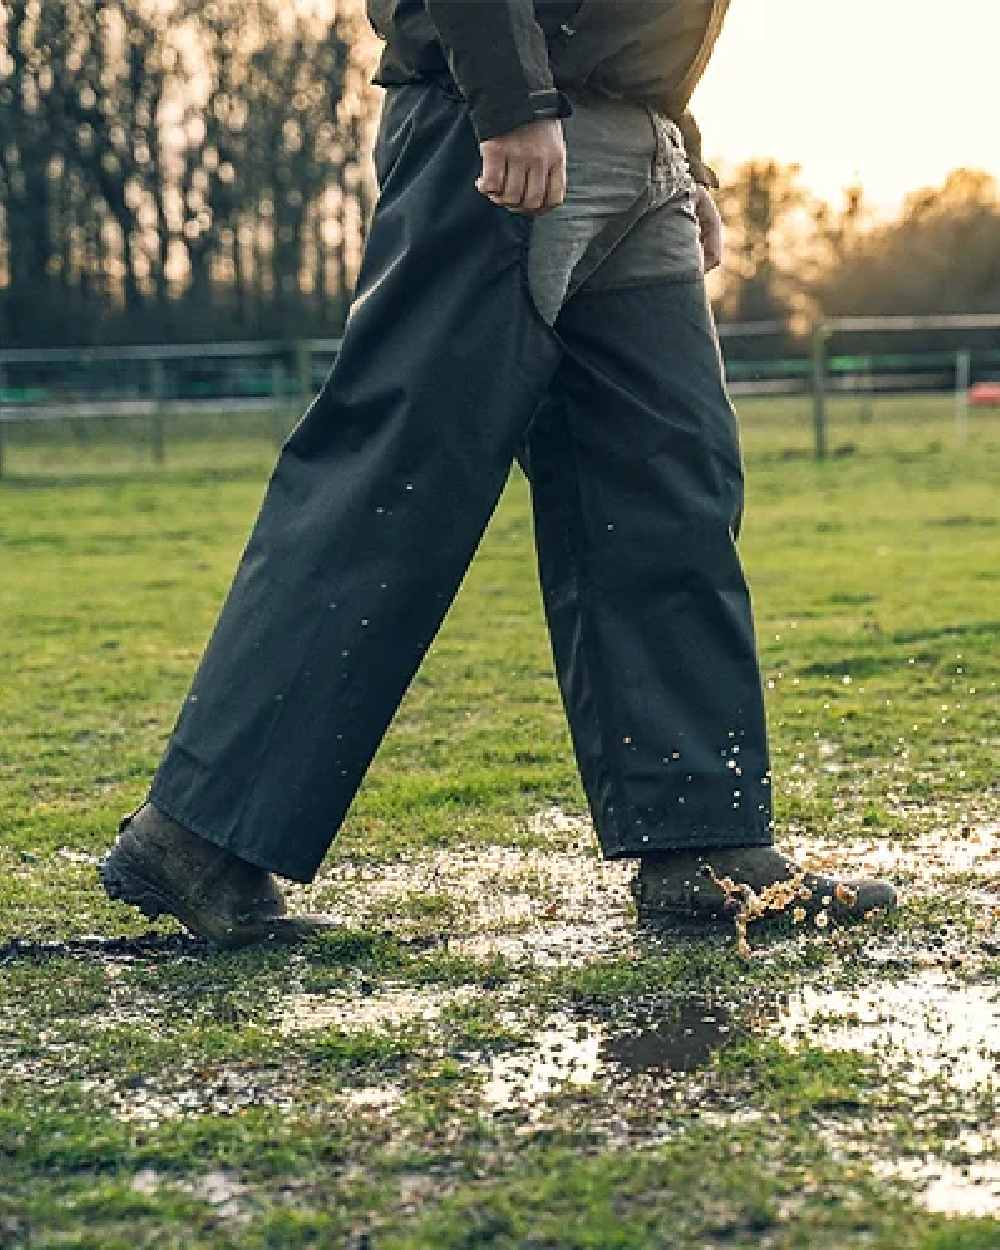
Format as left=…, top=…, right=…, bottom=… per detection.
left=1, top=0, right=380, bottom=346
left=716, top=162, right=1000, bottom=355
left=3, top=2, right=999, bottom=350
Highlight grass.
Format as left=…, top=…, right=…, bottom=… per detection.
left=1, top=394, right=999, bottom=1246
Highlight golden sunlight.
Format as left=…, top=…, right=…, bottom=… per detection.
left=694, top=0, right=1000, bottom=212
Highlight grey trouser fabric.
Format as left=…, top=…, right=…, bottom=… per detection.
left=149, top=80, right=773, bottom=883
left=526, top=87, right=701, bottom=325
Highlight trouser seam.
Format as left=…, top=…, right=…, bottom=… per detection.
left=584, top=270, right=704, bottom=293
left=569, top=272, right=705, bottom=299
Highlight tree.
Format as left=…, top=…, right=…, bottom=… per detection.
left=811, top=170, right=1000, bottom=322
left=0, top=0, right=379, bottom=346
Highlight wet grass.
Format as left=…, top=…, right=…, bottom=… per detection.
left=2, top=395, right=999, bottom=1245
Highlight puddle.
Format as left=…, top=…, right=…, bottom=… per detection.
left=483, top=997, right=743, bottom=1112
left=482, top=972, right=999, bottom=1108
left=281, top=813, right=1000, bottom=970
left=448, top=919, right=627, bottom=966
left=780, top=972, right=1000, bottom=1214
left=131, top=1167, right=250, bottom=1220
left=279, top=985, right=475, bottom=1036
left=284, top=827, right=633, bottom=965
left=104, top=1068, right=298, bottom=1126
left=801, top=824, right=1000, bottom=891
left=342, top=1082, right=404, bottom=1114
left=874, top=1150, right=1000, bottom=1219
left=779, top=973, right=1000, bottom=1092
left=477, top=971, right=1000, bottom=1216
left=7, top=804, right=1000, bottom=1222
left=484, top=1015, right=601, bottom=1107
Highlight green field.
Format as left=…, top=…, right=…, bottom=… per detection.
left=2, top=395, right=999, bottom=1247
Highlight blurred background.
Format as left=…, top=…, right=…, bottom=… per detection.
left=1, top=0, right=998, bottom=468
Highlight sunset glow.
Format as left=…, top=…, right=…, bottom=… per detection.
left=693, top=0, right=999, bottom=213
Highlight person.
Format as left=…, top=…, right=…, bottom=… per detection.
left=101, top=0, right=896, bottom=946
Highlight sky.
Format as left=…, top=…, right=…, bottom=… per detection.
left=686, top=0, right=999, bottom=215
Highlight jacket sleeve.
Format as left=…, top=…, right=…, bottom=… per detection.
left=424, top=0, right=572, bottom=142
left=676, top=110, right=720, bottom=189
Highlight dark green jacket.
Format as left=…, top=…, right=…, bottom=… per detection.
left=366, top=0, right=730, bottom=186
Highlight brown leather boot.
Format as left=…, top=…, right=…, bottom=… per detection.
left=100, top=802, right=329, bottom=948
left=632, top=845, right=897, bottom=926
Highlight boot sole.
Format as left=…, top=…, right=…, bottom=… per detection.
left=100, top=851, right=169, bottom=922
left=100, top=843, right=332, bottom=948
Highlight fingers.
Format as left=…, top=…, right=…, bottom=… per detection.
left=702, top=222, right=723, bottom=272
left=509, top=156, right=566, bottom=215
left=521, top=158, right=548, bottom=213
left=543, top=157, right=566, bottom=214
left=694, top=185, right=724, bottom=272
left=479, top=155, right=561, bottom=216
left=475, top=144, right=506, bottom=199
left=499, top=158, right=528, bottom=208
left=476, top=120, right=567, bottom=216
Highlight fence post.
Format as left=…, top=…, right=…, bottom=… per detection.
left=954, top=348, right=972, bottom=445
left=810, top=322, right=829, bottom=461
left=149, top=358, right=166, bottom=465
left=270, top=360, right=286, bottom=447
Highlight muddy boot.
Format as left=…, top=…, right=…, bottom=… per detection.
left=100, top=802, right=330, bottom=948
left=632, top=845, right=897, bottom=925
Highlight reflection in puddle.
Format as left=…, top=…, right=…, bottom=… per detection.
left=485, top=1014, right=602, bottom=1107
left=779, top=974, right=1000, bottom=1092
left=279, top=986, right=475, bottom=1037
left=484, top=998, right=740, bottom=1110
left=132, top=1167, right=250, bottom=1220
left=604, top=1000, right=739, bottom=1075
left=449, top=920, right=627, bottom=966
left=875, top=1151, right=1000, bottom=1219
left=481, top=972, right=1000, bottom=1217
left=801, top=824, right=1000, bottom=889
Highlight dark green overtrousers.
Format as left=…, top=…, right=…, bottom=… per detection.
left=150, top=82, right=773, bottom=882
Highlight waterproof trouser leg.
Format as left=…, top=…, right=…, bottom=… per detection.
left=524, top=277, right=772, bottom=857
left=150, top=83, right=563, bottom=882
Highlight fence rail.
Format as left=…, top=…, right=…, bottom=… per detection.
left=2, top=314, right=999, bottom=471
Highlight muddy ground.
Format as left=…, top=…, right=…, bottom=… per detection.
left=3, top=407, right=999, bottom=1246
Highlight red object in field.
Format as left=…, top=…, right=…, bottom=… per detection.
left=968, top=382, right=1000, bottom=407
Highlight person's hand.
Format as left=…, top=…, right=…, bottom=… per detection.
left=476, top=118, right=566, bottom=216
left=693, top=183, right=724, bottom=272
